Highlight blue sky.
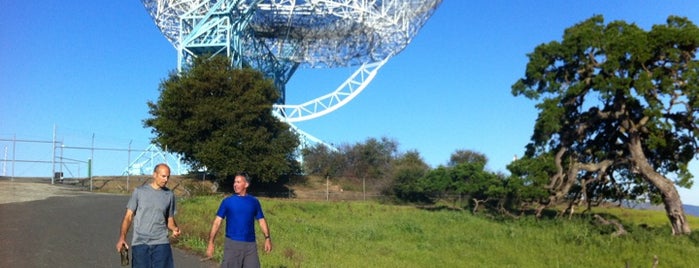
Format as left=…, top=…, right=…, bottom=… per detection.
left=1, top=1, right=698, bottom=204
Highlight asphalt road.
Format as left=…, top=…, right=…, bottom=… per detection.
left=0, top=188, right=217, bottom=268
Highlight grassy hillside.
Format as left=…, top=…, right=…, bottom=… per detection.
left=88, top=175, right=699, bottom=266
left=174, top=196, right=699, bottom=268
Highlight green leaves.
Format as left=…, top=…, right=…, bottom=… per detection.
left=144, top=55, right=300, bottom=182
left=511, top=16, right=699, bottom=231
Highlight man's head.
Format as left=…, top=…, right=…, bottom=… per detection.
left=233, top=171, right=250, bottom=195
left=151, top=163, right=171, bottom=189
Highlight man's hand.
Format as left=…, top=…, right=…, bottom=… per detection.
left=171, top=227, right=181, bottom=238
left=264, top=238, right=272, bottom=253
left=205, top=241, right=215, bottom=258
left=116, top=240, right=129, bottom=253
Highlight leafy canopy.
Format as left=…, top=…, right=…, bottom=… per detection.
left=510, top=16, right=699, bottom=233
left=144, top=55, right=300, bottom=182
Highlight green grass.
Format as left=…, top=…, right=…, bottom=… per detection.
left=174, top=196, right=699, bottom=267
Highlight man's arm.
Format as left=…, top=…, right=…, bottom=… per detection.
left=116, top=209, right=134, bottom=252
left=206, top=216, right=223, bottom=258
left=258, top=218, right=272, bottom=253
left=167, top=217, right=181, bottom=238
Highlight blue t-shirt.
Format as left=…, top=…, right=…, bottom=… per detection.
left=216, top=194, right=265, bottom=242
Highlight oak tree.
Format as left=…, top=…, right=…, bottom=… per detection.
left=512, top=16, right=699, bottom=234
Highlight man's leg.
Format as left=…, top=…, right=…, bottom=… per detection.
left=222, top=238, right=243, bottom=268
left=241, top=242, right=260, bottom=268
left=131, top=244, right=149, bottom=268
left=222, top=238, right=249, bottom=268
left=150, top=244, right=174, bottom=268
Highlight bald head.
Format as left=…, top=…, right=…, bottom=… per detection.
left=151, top=163, right=171, bottom=189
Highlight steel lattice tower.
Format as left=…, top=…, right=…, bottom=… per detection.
left=142, top=0, right=441, bottom=120
left=129, top=0, right=441, bottom=174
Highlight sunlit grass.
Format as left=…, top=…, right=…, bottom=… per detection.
left=590, top=205, right=699, bottom=228
left=174, top=196, right=699, bottom=267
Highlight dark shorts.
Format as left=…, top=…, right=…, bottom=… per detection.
left=222, top=238, right=259, bottom=268
left=131, top=243, right=174, bottom=268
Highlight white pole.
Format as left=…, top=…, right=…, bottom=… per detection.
left=2, top=145, right=6, bottom=176
left=326, top=175, right=329, bottom=201
left=60, top=142, right=64, bottom=183
left=52, top=125, right=56, bottom=184
left=90, top=133, right=94, bottom=191
left=11, top=134, right=15, bottom=181
left=127, top=140, right=132, bottom=190
left=363, top=177, right=366, bottom=201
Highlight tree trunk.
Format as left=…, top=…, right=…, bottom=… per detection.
left=542, top=149, right=580, bottom=215
left=593, top=214, right=627, bottom=237
left=628, top=136, right=691, bottom=235
left=472, top=198, right=490, bottom=213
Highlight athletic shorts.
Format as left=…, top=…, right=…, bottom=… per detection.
left=222, top=238, right=259, bottom=268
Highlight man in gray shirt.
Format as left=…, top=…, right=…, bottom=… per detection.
left=116, top=163, right=181, bottom=267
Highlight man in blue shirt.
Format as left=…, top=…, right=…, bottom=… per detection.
left=206, top=172, right=272, bottom=267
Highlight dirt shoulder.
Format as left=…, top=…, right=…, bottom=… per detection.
left=0, top=180, right=88, bottom=204
left=0, top=174, right=372, bottom=203
left=0, top=175, right=216, bottom=205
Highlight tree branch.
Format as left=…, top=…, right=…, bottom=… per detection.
left=593, top=214, right=627, bottom=237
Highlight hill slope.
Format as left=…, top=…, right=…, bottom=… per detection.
left=685, top=204, right=699, bottom=217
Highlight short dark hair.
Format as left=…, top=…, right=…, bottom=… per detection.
left=235, top=171, right=250, bottom=183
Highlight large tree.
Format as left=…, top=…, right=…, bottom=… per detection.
left=448, top=149, right=488, bottom=167
left=144, top=55, right=300, bottom=183
left=301, top=143, right=343, bottom=178
left=343, top=137, right=398, bottom=185
left=389, top=150, right=431, bottom=203
left=415, top=149, right=501, bottom=209
left=512, top=16, right=699, bottom=235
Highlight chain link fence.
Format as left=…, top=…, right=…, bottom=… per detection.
left=0, top=135, right=185, bottom=183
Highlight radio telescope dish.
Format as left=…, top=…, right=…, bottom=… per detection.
left=141, top=0, right=442, bottom=123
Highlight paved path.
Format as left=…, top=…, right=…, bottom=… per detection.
left=0, top=182, right=218, bottom=268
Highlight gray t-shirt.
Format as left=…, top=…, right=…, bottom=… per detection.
left=127, top=185, right=176, bottom=246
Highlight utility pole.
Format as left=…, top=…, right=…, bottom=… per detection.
left=127, top=140, right=132, bottom=190
left=326, top=175, right=329, bottom=201
left=2, top=145, right=7, bottom=176
left=90, top=133, right=94, bottom=191
left=52, top=125, right=56, bottom=184
left=11, top=134, right=15, bottom=181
